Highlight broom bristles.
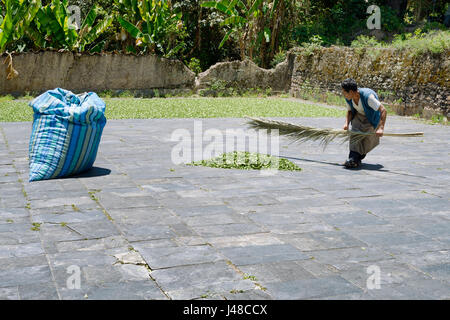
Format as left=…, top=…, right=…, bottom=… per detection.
left=245, top=116, right=423, bottom=149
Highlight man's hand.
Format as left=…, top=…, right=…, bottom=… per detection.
left=375, top=127, right=384, bottom=137
left=343, top=123, right=349, bottom=131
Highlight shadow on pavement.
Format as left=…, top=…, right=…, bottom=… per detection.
left=281, top=155, right=385, bottom=171
left=65, top=166, right=112, bottom=179
left=282, top=155, right=427, bottom=179
left=355, top=163, right=384, bottom=171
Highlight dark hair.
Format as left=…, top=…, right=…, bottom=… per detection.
left=341, top=78, right=358, bottom=92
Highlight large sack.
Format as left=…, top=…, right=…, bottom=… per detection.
left=28, top=88, right=107, bottom=182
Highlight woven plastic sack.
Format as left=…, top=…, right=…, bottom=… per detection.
left=28, top=88, right=107, bottom=182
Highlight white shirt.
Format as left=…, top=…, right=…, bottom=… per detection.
left=347, top=94, right=381, bottom=115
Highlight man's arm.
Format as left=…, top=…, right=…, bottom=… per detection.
left=343, top=110, right=353, bottom=130
left=376, top=105, right=387, bottom=137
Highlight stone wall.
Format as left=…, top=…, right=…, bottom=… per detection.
left=1, top=47, right=448, bottom=118
left=0, top=50, right=196, bottom=95
left=194, top=53, right=295, bottom=93
left=290, top=46, right=450, bottom=118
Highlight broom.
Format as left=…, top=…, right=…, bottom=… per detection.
left=245, top=116, right=424, bottom=149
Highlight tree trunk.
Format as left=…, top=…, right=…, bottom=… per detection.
left=257, top=2, right=266, bottom=68
left=197, top=7, right=202, bottom=53
left=248, top=19, right=254, bottom=60
left=187, top=4, right=202, bottom=57
left=240, top=30, right=246, bottom=60
left=269, top=0, right=285, bottom=68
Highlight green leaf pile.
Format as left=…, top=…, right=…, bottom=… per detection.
left=189, top=151, right=302, bottom=172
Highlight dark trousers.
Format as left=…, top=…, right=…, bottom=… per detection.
left=349, top=150, right=366, bottom=162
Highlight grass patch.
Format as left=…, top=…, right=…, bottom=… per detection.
left=229, top=289, right=245, bottom=294
left=0, top=97, right=345, bottom=122
left=31, top=222, right=41, bottom=231
left=430, top=114, right=448, bottom=125
left=0, top=100, right=31, bottom=121
left=243, top=274, right=258, bottom=281
left=410, top=113, right=448, bottom=126
left=293, top=81, right=348, bottom=108
left=188, top=151, right=302, bottom=172
left=0, top=95, right=15, bottom=102
left=350, top=30, right=450, bottom=56
left=391, top=30, right=450, bottom=55
left=103, top=97, right=344, bottom=119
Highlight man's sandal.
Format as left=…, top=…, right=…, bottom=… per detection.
left=344, top=159, right=361, bottom=169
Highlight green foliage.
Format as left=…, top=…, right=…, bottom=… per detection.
left=201, top=0, right=293, bottom=68
left=300, top=35, right=324, bottom=56
left=28, top=1, right=113, bottom=51
left=0, top=0, right=113, bottom=52
left=391, top=30, right=450, bottom=55
left=114, top=0, right=187, bottom=57
left=0, top=96, right=345, bottom=122
left=31, top=222, right=41, bottom=231
left=270, top=50, right=286, bottom=68
left=187, top=57, right=202, bottom=75
left=348, top=29, right=450, bottom=56
left=189, top=151, right=302, bottom=172
left=1, top=0, right=448, bottom=67
left=201, top=0, right=263, bottom=51
left=116, top=90, right=134, bottom=98
left=0, top=0, right=41, bottom=53
left=292, top=0, right=375, bottom=46
left=379, top=5, right=405, bottom=33
left=0, top=94, right=14, bottom=101
left=430, top=114, right=448, bottom=125
left=351, top=35, right=382, bottom=48
left=422, top=21, right=447, bottom=33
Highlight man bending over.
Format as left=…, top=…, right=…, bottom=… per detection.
left=341, top=78, right=387, bottom=169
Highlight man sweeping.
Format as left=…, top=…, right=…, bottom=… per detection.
left=341, top=78, right=387, bottom=169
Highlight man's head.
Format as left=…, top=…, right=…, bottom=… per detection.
left=341, top=78, right=358, bottom=100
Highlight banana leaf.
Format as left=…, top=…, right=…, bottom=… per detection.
left=0, top=0, right=40, bottom=52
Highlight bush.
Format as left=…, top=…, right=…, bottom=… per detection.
left=270, top=50, right=287, bottom=68
left=391, top=30, right=450, bottom=55
left=187, top=57, right=202, bottom=75
left=423, top=21, right=448, bottom=33
left=351, top=35, right=382, bottom=48
left=300, top=35, right=324, bottom=56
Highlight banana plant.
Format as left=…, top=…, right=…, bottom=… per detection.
left=201, top=0, right=284, bottom=67
left=201, top=0, right=263, bottom=59
left=114, top=0, right=187, bottom=57
left=76, top=6, right=114, bottom=52
left=27, top=0, right=113, bottom=52
left=0, top=0, right=41, bottom=53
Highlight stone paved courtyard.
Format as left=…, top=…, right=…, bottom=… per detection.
left=0, top=116, right=449, bottom=300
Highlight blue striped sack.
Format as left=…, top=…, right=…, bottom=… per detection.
left=28, top=88, right=107, bottom=182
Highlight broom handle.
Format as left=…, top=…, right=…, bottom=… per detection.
left=383, top=132, right=424, bottom=137
left=245, top=117, right=424, bottom=137
left=347, top=130, right=424, bottom=137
